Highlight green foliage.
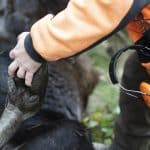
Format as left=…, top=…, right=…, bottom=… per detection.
left=85, top=45, right=120, bottom=144
left=83, top=110, right=117, bottom=144
left=83, top=31, right=131, bottom=144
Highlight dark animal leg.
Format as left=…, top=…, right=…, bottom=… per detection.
left=0, top=103, right=22, bottom=148
left=110, top=52, right=150, bottom=150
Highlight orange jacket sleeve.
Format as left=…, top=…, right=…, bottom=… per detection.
left=24, top=0, right=149, bottom=61
left=27, top=0, right=133, bottom=61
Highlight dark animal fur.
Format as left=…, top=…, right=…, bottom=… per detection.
left=0, top=0, right=98, bottom=149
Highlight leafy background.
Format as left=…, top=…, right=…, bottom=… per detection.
left=84, top=30, right=132, bottom=144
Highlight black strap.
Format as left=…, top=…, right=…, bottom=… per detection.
left=109, top=29, right=150, bottom=84
left=109, top=45, right=144, bottom=84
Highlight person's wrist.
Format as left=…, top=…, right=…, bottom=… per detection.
left=24, top=34, right=45, bottom=63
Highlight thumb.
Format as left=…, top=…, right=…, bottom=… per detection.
left=9, top=49, right=16, bottom=59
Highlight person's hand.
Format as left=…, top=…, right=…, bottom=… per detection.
left=8, top=32, right=42, bottom=86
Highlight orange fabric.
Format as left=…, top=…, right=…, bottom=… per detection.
left=31, top=0, right=133, bottom=61
left=141, top=63, right=150, bottom=81
left=140, top=63, right=150, bottom=108
left=126, top=21, right=143, bottom=42
left=141, top=62, right=150, bottom=71
left=139, top=82, right=150, bottom=108
left=142, top=4, right=150, bottom=22
left=127, top=5, right=150, bottom=42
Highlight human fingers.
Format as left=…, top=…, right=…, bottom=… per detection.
left=9, top=49, right=16, bottom=60
left=17, top=32, right=29, bottom=40
left=17, top=68, right=26, bottom=79
left=8, top=61, right=19, bottom=77
left=25, top=71, right=34, bottom=87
